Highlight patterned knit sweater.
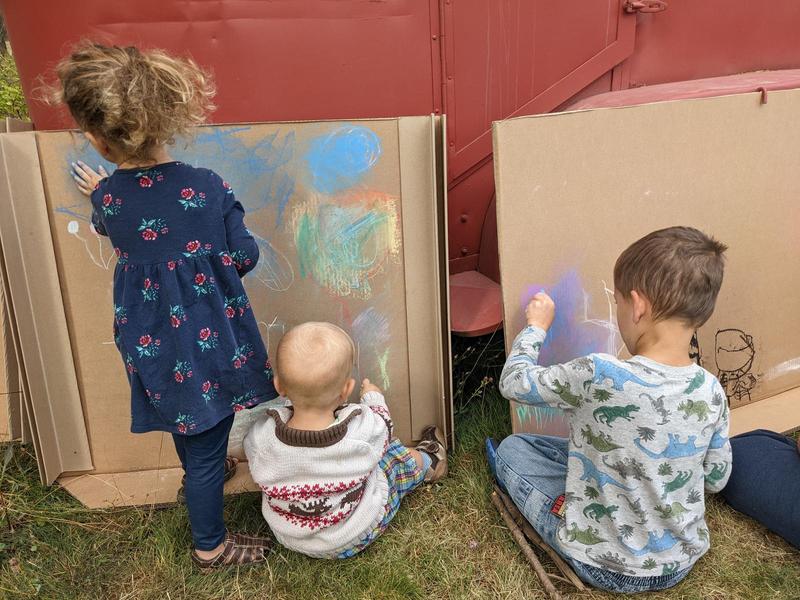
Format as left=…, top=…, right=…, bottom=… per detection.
left=500, top=326, right=732, bottom=577
left=243, top=392, right=392, bottom=558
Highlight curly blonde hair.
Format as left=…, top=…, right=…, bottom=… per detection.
left=52, top=42, right=215, bottom=162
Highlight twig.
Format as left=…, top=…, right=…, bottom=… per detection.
left=495, top=486, right=586, bottom=591
left=491, top=491, right=563, bottom=600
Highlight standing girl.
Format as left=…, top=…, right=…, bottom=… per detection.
left=56, top=43, right=276, bottom=568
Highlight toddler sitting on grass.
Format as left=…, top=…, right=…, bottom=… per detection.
left=244, top=322, right=446, bottom=558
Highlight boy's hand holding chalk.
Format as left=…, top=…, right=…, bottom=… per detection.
left=525, top=292, right=555, bottom=331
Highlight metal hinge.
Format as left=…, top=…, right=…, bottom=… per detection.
left=624, top=0, right=668, bottom=13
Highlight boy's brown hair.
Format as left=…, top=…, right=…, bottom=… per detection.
left=50, top=42, right=215, bottom=162
left=614, top=226, right=727, bottom=328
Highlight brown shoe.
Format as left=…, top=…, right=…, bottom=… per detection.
left=177, top=456, right=238, bottom=503
left=191, top=531, right=272, bottom=571
left=416, top=426, right=448, bottom=483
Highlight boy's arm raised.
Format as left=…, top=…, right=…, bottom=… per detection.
left=499, top=293, right=592, bottom=412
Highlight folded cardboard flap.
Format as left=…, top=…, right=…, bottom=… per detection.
left=494, top=89, right=800, bottom=436
left=0, top=118, right=32, bottom=443
left=0, top=131, right=94, bottom=481
left=0, top=116, right=451, bottom=508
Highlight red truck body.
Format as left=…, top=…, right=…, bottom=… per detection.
left=4, top=1, right=799, bottom=333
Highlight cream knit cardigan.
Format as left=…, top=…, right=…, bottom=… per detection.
left=243, top=392, right=392, bottom=558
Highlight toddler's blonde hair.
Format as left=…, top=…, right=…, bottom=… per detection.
left=276, top=322, right=355, bottom=407
left=51, top=42, right=215, bottom=162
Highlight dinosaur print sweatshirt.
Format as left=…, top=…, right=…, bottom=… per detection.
left=500, top=326, right=732, bottom=577
left=243, top=392, right=392, bottom=558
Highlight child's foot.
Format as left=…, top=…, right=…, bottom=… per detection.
left=485, top=437, right=507, bottom=493
left=416, top=426, right=448, bottom=483
left=177, top=456, right=238, bottom=503
left=191, top=532, right=272, bottom=570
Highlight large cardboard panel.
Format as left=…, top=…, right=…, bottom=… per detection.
left=494, top=90, right=800, bottom=436
left=0, top=133, right=93, bottom=480
left=21, top=117, right=448, bottom=505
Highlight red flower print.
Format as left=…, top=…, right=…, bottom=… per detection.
left=186, top=240, right=200, bottom=253
left=180, top=188, right=195, bottom=199
left=233, top=359, right=242, bottom=369
left=244, top=259, right=252, bottom=266
left=233, top=404, right=244, bottom=412
left=204, top=243, right=212, bottom=250
left=174, top=372, right=184, bottom=383
left=127, top=364, right=134, bottom=374
left=187, top=371, right=193, bottom=378
left=265, top=360, right=272, bottom=369
left=199, top=328, right=211, bottom=341
left=225, top=307, right=235, bottom=319
left=170, top=315, right=181, bottom=328
left=143, top=278, right=152, bottom=289
left=154, top=339, right=161, bottom=346
left=139, top=335, right=151, bottom=347
left=115, top=198, right=122, bottom=205
left=167, top=261, right=176, bottom=271
left=160, top=227, right=169, bottom=235
left=114, top=248, right=121, bottom=257
left=221, top=254, right=233, bottom=266
left=223, top=181, right=231, bottom=190
left=177, top=423, right=187, bottom=434
left=202, top=381, right=211, bottom=393
left=102, top=194, right=113, bottom=206
left=142, top=228, right=157, bottom=241
left=139, top=176, right=153, bottom=188
left=195, top=273, right=206, bottom=285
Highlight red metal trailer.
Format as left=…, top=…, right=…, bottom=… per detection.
left=3, top=1, right=800, bottom=334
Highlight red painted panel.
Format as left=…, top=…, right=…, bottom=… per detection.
left=2, top=0, right=440, bottom=130
left=626, top=3, right=800, bottom=87
left=443, top=0, right=636, bottom=180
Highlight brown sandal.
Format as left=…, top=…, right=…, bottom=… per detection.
left=416, top=426, right=448, bottom=483
left=177, top=456, right=239, bottom=503
left=191, top=532, right=272, bottom=570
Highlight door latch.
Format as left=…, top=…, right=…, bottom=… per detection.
left=624, top=0, right=668, bottom=13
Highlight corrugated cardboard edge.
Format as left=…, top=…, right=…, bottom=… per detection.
left=398, top=115, right=452, bottom=444
left=435, top=115, right=454, bottom=443
left=59, top=462, right=260, bottom=509
left=0, top=132, right=93, bottom=482
left=729, top=386, right=800, bottom=436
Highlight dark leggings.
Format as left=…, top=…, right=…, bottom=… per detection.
left=172, top=414, right=234, bottom=550
left=720, top=429, right=800, bottom=549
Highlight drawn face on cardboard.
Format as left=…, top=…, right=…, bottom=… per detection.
left=715, top=329, right=755, bottom=375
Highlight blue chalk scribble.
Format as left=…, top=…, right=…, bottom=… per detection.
left=305, top=126, right=381, bottom=194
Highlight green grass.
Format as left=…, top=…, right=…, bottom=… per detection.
left=1, top=334, right=799, bottom=598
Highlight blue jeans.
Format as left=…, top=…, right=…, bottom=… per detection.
left=495, top=434, right=690, bottom=594
left=720, top=429, right=800, bottom=549
left=172, top=414, right=234, bottom=550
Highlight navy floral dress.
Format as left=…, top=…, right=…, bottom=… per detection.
left=91, top=162, right=277, bottom=435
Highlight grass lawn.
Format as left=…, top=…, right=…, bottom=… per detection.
left=1, top=334, right=799, bottom=599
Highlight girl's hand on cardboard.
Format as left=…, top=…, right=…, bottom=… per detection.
left=360, top=378, right=381, bottom=398
left=526, top=292, right=555, bottom=331
left=72, top=161, right=108, bottom=197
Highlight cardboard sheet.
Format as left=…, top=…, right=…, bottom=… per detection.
left=1, top=116, right=450, bottom=506
left=0, top=118, right=30, bottom=442
left=494, top=89, right=800, bottom=436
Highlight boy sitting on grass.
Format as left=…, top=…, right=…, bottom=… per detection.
left=244, top=322, right=447, bottom=558
left=487, top=226, right=732, bottom=594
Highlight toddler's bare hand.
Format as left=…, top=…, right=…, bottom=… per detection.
left=526, top=292, right=555, bottom=331
left=72, top=161, right=108, bottom=197
left=360, top=378, right=381, bottom=398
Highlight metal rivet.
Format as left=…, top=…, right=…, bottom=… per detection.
left=460, top=214, right=468, bottom=223
left=460, top=247, right=469, bottom=256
